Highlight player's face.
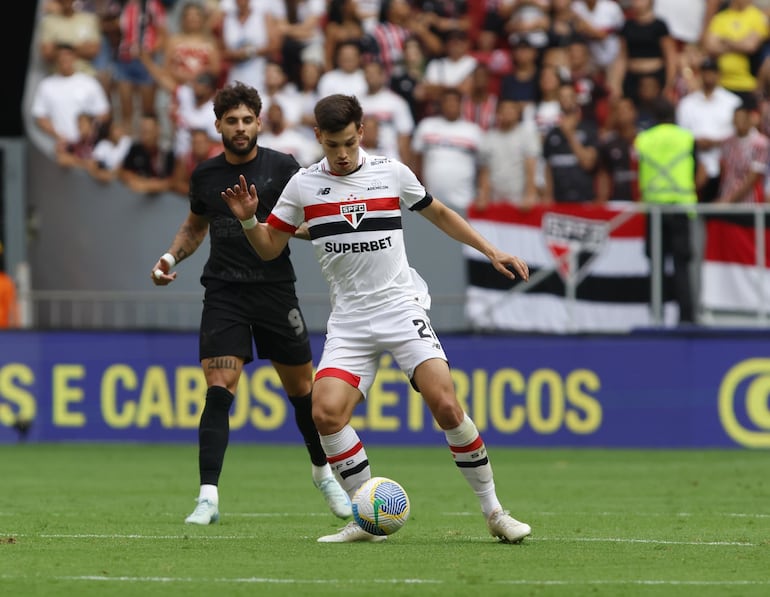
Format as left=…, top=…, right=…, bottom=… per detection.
left=217, top=104, right=260, bottom=157
left=316, top=122, right=363, bottom=175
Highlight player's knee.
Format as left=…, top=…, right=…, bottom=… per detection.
left=311, top=400, right=344, bottom=434
left=429, top=396, right=464, bottom=430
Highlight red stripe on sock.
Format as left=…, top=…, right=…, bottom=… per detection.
left=327, top=441, right=364, bottom=464
left=315, top=367, right=361, bottom=388
left=449, top=435, right=484, bottom=454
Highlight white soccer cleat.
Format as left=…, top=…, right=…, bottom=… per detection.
left=184, top=498, right=220, bottom=525
left=315, top=477, right=353, bottom=519
left=317, top=520, right=388, bottom=543
left=487, top=509, right=531, bottom=543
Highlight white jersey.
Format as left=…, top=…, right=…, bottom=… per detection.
left=268, top=150, right=431, bottom=316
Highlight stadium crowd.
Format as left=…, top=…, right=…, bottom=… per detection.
left=29, top=0, right=770, bottom=209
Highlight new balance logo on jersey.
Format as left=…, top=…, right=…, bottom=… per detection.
left=317, top=187, right=331, bottom=196
left=341, top=203, right=367, bottom=228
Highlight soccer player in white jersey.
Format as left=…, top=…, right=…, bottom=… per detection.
left=220, top=93, right=532, bottom=544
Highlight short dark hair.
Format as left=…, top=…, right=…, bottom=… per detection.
left=651, top=97, right=676, bottom=124
left=314, top=94, right=363, bottom=133
left=213, top=81, right=262, bottom=120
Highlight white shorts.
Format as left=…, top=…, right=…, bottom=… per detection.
left=316, top=301, right=448, bottom=397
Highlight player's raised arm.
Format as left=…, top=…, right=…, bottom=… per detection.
left=221, top=174, right=293, bottom=260
left=419, top=196, right=529, bottom=282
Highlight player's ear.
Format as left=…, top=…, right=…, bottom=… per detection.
left=314, top=127, right=322, bottom=144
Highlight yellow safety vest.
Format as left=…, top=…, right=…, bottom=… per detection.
left=634, top=123, right=697, bottom=205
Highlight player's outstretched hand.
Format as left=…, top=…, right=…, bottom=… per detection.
left=221, top=174, right=259, bottom=221
left=491, top=252, right=529, bottom=282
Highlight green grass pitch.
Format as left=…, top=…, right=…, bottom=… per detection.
left=1, top=443, right=768, bottom=597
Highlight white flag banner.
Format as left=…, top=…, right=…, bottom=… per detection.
left=464, top=204, right=678, bottom=332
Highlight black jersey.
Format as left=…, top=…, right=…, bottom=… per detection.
left=190, top=146, right=300, bottom=284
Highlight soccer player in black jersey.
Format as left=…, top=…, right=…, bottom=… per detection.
left=151, top=82, right=351, bottom=524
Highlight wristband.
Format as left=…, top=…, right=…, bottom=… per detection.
left=240, top=215, right=258, bottom=230
left=160, top=252, right=176, bottom=268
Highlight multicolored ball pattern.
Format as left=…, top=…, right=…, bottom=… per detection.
left=352, top=477, right=411, bottom=536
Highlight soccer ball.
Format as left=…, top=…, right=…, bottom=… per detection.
left=352, top=476, right=411, bottom=536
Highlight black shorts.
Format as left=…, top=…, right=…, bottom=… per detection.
left=199, top=279, right=312, bottom=366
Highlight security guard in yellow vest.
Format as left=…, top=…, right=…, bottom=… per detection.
left=634, top=98, right=703, bottom=324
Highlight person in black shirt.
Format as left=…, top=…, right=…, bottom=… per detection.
left=151, top=82, right=351, bottom=525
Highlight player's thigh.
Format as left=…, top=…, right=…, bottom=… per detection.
left=272, top=360, right=314, bottom=397
left=316, top=314, right=381, bottom=398
left=412, top=358, right=464, bottom=429
left=250, top=283, right=313, bottom=367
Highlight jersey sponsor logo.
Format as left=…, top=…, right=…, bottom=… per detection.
left=323, top=236, right=393, bottom=253
left=341, top=203, right=367, bottom=228
left=366, top=179, right=388, bottom=191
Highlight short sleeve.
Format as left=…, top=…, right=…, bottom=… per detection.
left=394, top=160, right=427, bottom=209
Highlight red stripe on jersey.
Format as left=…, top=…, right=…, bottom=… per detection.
left=304, top=197, right=400, bottom=220
left=266, top=214, right=297, bottom=233
left=316, top=367, right=362, bottom=388
left=327, top=441, right=364, bottom=464
left=449, top=435, right=484, bottom=454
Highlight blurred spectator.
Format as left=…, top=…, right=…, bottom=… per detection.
left=423, top=28, right=478, bottom=104
left=634, top=97, right=701, bottom=324
left=0, top=251, right=20, bottom=329
left=325, top=0, right=367, bottom=71
left=476, top=98, right=541, bottom=210
left=258, top=102, right=322, bottom=167
left=703, top=0, right=770, bottom=103
left=596, top=97, right=639, bottom=203
left=607, top=0, right=677, bottom=104
left=676, top=57, right=742, bottom=203
left=276, top=0, right=327, bottom=87
left=38, top=0, right=102, bottom=76
left=716, top=100, right=770, bottom=204
left=567, top=34, right=610, bottom=129
left=220, top=0, right=279, bottom=92
left=547, top=0, right=580, bottom=49
left=317, top=40, right=368, bottom=98
left=471, top=21, right=513, bottom=96
left=390, top=36, right=430, bottom=122
left=113, top=0, right=167, bottom=129
left=260, top=62, right=303, bottom=128
left=118, top=112, right=176, bottom=195
left=413, top=0, right=473, bottom=43
left=296, top=60, right=324, bottom=138
left=55, top=112, right=99, bottom=169
left=654, top=0, right=722, bottom=47
left=31, top=43, right=112, bottom=150
left=161, top=1, right=222, bottom=87
left=411, top=88, right=483, bottom=213
left=634, top=73, right=663, bottom=130
left=85, top=119, right=133, bottom=184
left=361, top=113, right=388, bottom=153
left=170, top=127, right=223, bottom=196
left=542, top=80, right=599, bottom=203
left=500, top=35, right=540, bottom=105
left=461, top=62, right=498, bottom=131
left=534, top=64, right=563, bottom=136
left=91, top=0, right=124, bottom=97
left=353, top=0, right=383, bottom=34
left=359, top=60, right=415, bottom=162
left=571, top=0, right=625, bottom=70
left=498, top=0, right=551, bottom=50
left=371, top=0, right=442, bottom=79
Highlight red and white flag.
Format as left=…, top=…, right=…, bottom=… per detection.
left=700, top=216, right=770, bottom=312
left=464, top=204, right=678, bottom=332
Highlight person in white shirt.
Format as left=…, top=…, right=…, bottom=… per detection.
left=220, top=92, right=532, bottom=545
left=317, top=40, right=368, bottom=99
left=221, top=0, right=278, bottom=92
left=423, top=28, right=478, bottom=103
left=258, top=101, right=323, bottom=167
left=359, top=60, right=415, bottom=163
left=476, top=98, right=542, bottom=209
left=31, top=43, right=111, bottom=151
left=411, top=88, right=483, bottom=213
left=676, top=57, right=742, bottom=202
left=571, top=0, right=625, bottom=69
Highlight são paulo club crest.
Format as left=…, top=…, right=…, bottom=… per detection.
left=341, top=203, right=367, bottom=228
left=542, top=213, right=608, bottom=282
